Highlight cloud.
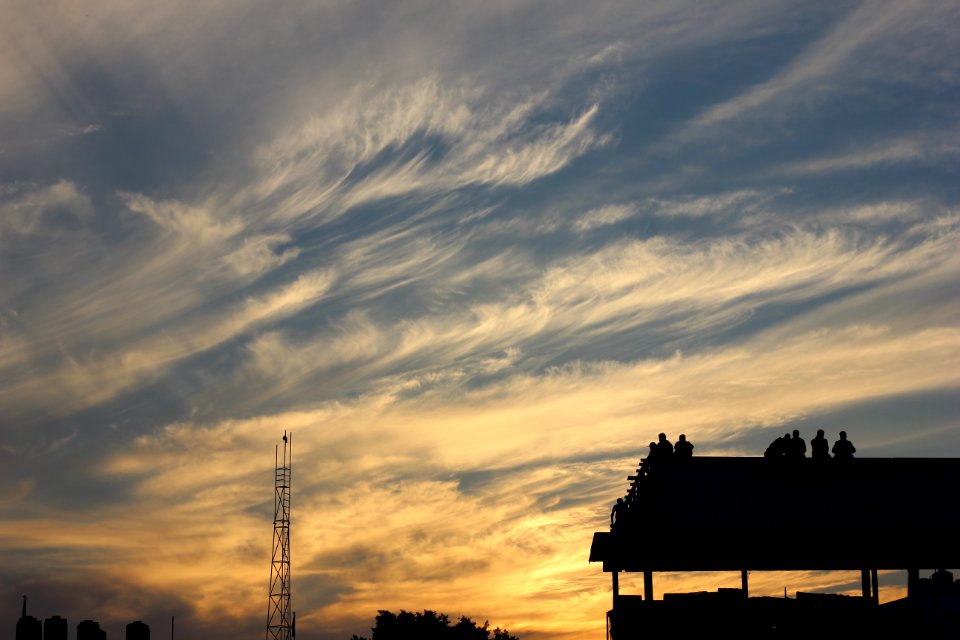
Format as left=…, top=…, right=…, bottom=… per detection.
left=776, top=131, right=960, bottom=176
left=64, top=123, right=102, bottom=136
left=213, top=209, right=960, bottom=424
left=0, top=180, right=92, bottom=238
left=645, top=190, right=779, bottom=218
left=70, top=312, right=958, bottom=637
left=247, top=79, right=607, bottom=226
left=572, top=203, right=638, bottom=232
left=686, top=1, right=960, bottom=130
left=122, top=193, right=242, bottom=245
left=219, top=234, right=301, bottom=278
left=0, top=269, right=336, bottom=417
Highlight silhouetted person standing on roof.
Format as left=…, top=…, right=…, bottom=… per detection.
left=787, top=429, right=806, bottom=459
left=611, top=498, right=625, bottom=529
left=832, top=431, right=856, bottom=460
left=811, top=429, right=829, bottom=461
left=674, top=434, right=693, bottom=460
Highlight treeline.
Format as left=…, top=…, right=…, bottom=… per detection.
left=350, top=609, right=520, bottom=640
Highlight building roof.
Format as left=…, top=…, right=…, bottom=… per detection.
left=591, top=457, right=960, bottom=572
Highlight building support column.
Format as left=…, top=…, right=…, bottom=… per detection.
left=644, top=570, right=654, bottom=601
left=907, top=568, right=919, bottom=597
left=741, top=570, right=749, bottom=597
left=861, top=569, right=870, bottom=599
left=871, top=568, right=879, bottom=605
left=612, top=570, right=619, bottom=609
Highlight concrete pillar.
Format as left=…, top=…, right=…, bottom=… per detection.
left=644, top=570, right=654, bottom=601
left=908, top=568, right=919, bottom=597
left=861, top=569, right=870, bottom=599
left=871, top=568, right=879, bottom=605
left=612, top=570, right=619, bottom=610
left=741, top=570, right=749, bottom=597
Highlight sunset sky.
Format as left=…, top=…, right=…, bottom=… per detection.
left=1, top=1, right=959, bottom=638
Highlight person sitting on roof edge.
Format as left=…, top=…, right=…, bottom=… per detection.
left=657, top=433, right=673, bottom=459
left=787, top=429, right=806, bottom=459
left=810, top=429, right=829, bottom=461
left=674, top=434, right=693, bottom=460
left=765, top=432, right=791, bottom=458
left=832, top=430, right=856, bottom=460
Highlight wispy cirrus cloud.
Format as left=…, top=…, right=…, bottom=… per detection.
left=220, top=209, right=959, bottom=415
left=773, top=129, right=960, bottom=176
left=0, top=180, right=92, bottom=238
left=0, top=269, right=335, bottom=418
left=686, top=0, right=960, bottom=130
left=247, top=79, right=607, bottom=226
left=572, top=203, right=639, bottom=232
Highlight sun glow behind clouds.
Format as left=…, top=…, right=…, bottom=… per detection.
left=1, top=1, right=959, bottom=639
left=60, top=315, right=959, bottom=637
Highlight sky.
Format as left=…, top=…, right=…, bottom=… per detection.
left=1, top=0, right=959, bottom=638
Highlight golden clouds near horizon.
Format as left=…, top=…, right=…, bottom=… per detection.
left=4, top=314, right=948, bottom=636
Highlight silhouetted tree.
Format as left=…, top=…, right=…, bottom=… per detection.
left=350, top=609, right=520, bottom=640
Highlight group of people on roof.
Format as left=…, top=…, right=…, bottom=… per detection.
left=765, top=429, right=855, bottom=461
left=645, top=432, right=693, bottom=464
left=609, top=429, right=859, bottom=530
left=609, top=433, right=694, bottom=529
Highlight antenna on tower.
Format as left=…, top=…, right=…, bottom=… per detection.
left=266, top=431, right=293, bottom=640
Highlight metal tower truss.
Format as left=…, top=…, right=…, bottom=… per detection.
left=267, top=432, right=294, bottom=640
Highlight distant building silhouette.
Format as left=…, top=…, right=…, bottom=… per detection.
left=126, top=620, right=150, bottom=640
left=45, top=615, right=69, bottom=640
left=78, top=619, right=107, bottom=640
left=16, top=596, right=41, bottom=640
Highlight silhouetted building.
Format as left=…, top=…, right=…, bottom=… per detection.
left=592, top=457, right=960, bottom=637
left=16, top=596, right=41, bottom=640
left=126, top=620, right=150, bottom=640
left=78, top=619, right=107, bottom=640
left=45, top=615, right=69, bottom=640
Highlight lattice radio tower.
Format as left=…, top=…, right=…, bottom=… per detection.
left=266, top=432, right=294, bottom=640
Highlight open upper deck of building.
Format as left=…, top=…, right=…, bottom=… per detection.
left=591, top=456, right=960, bottom=572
